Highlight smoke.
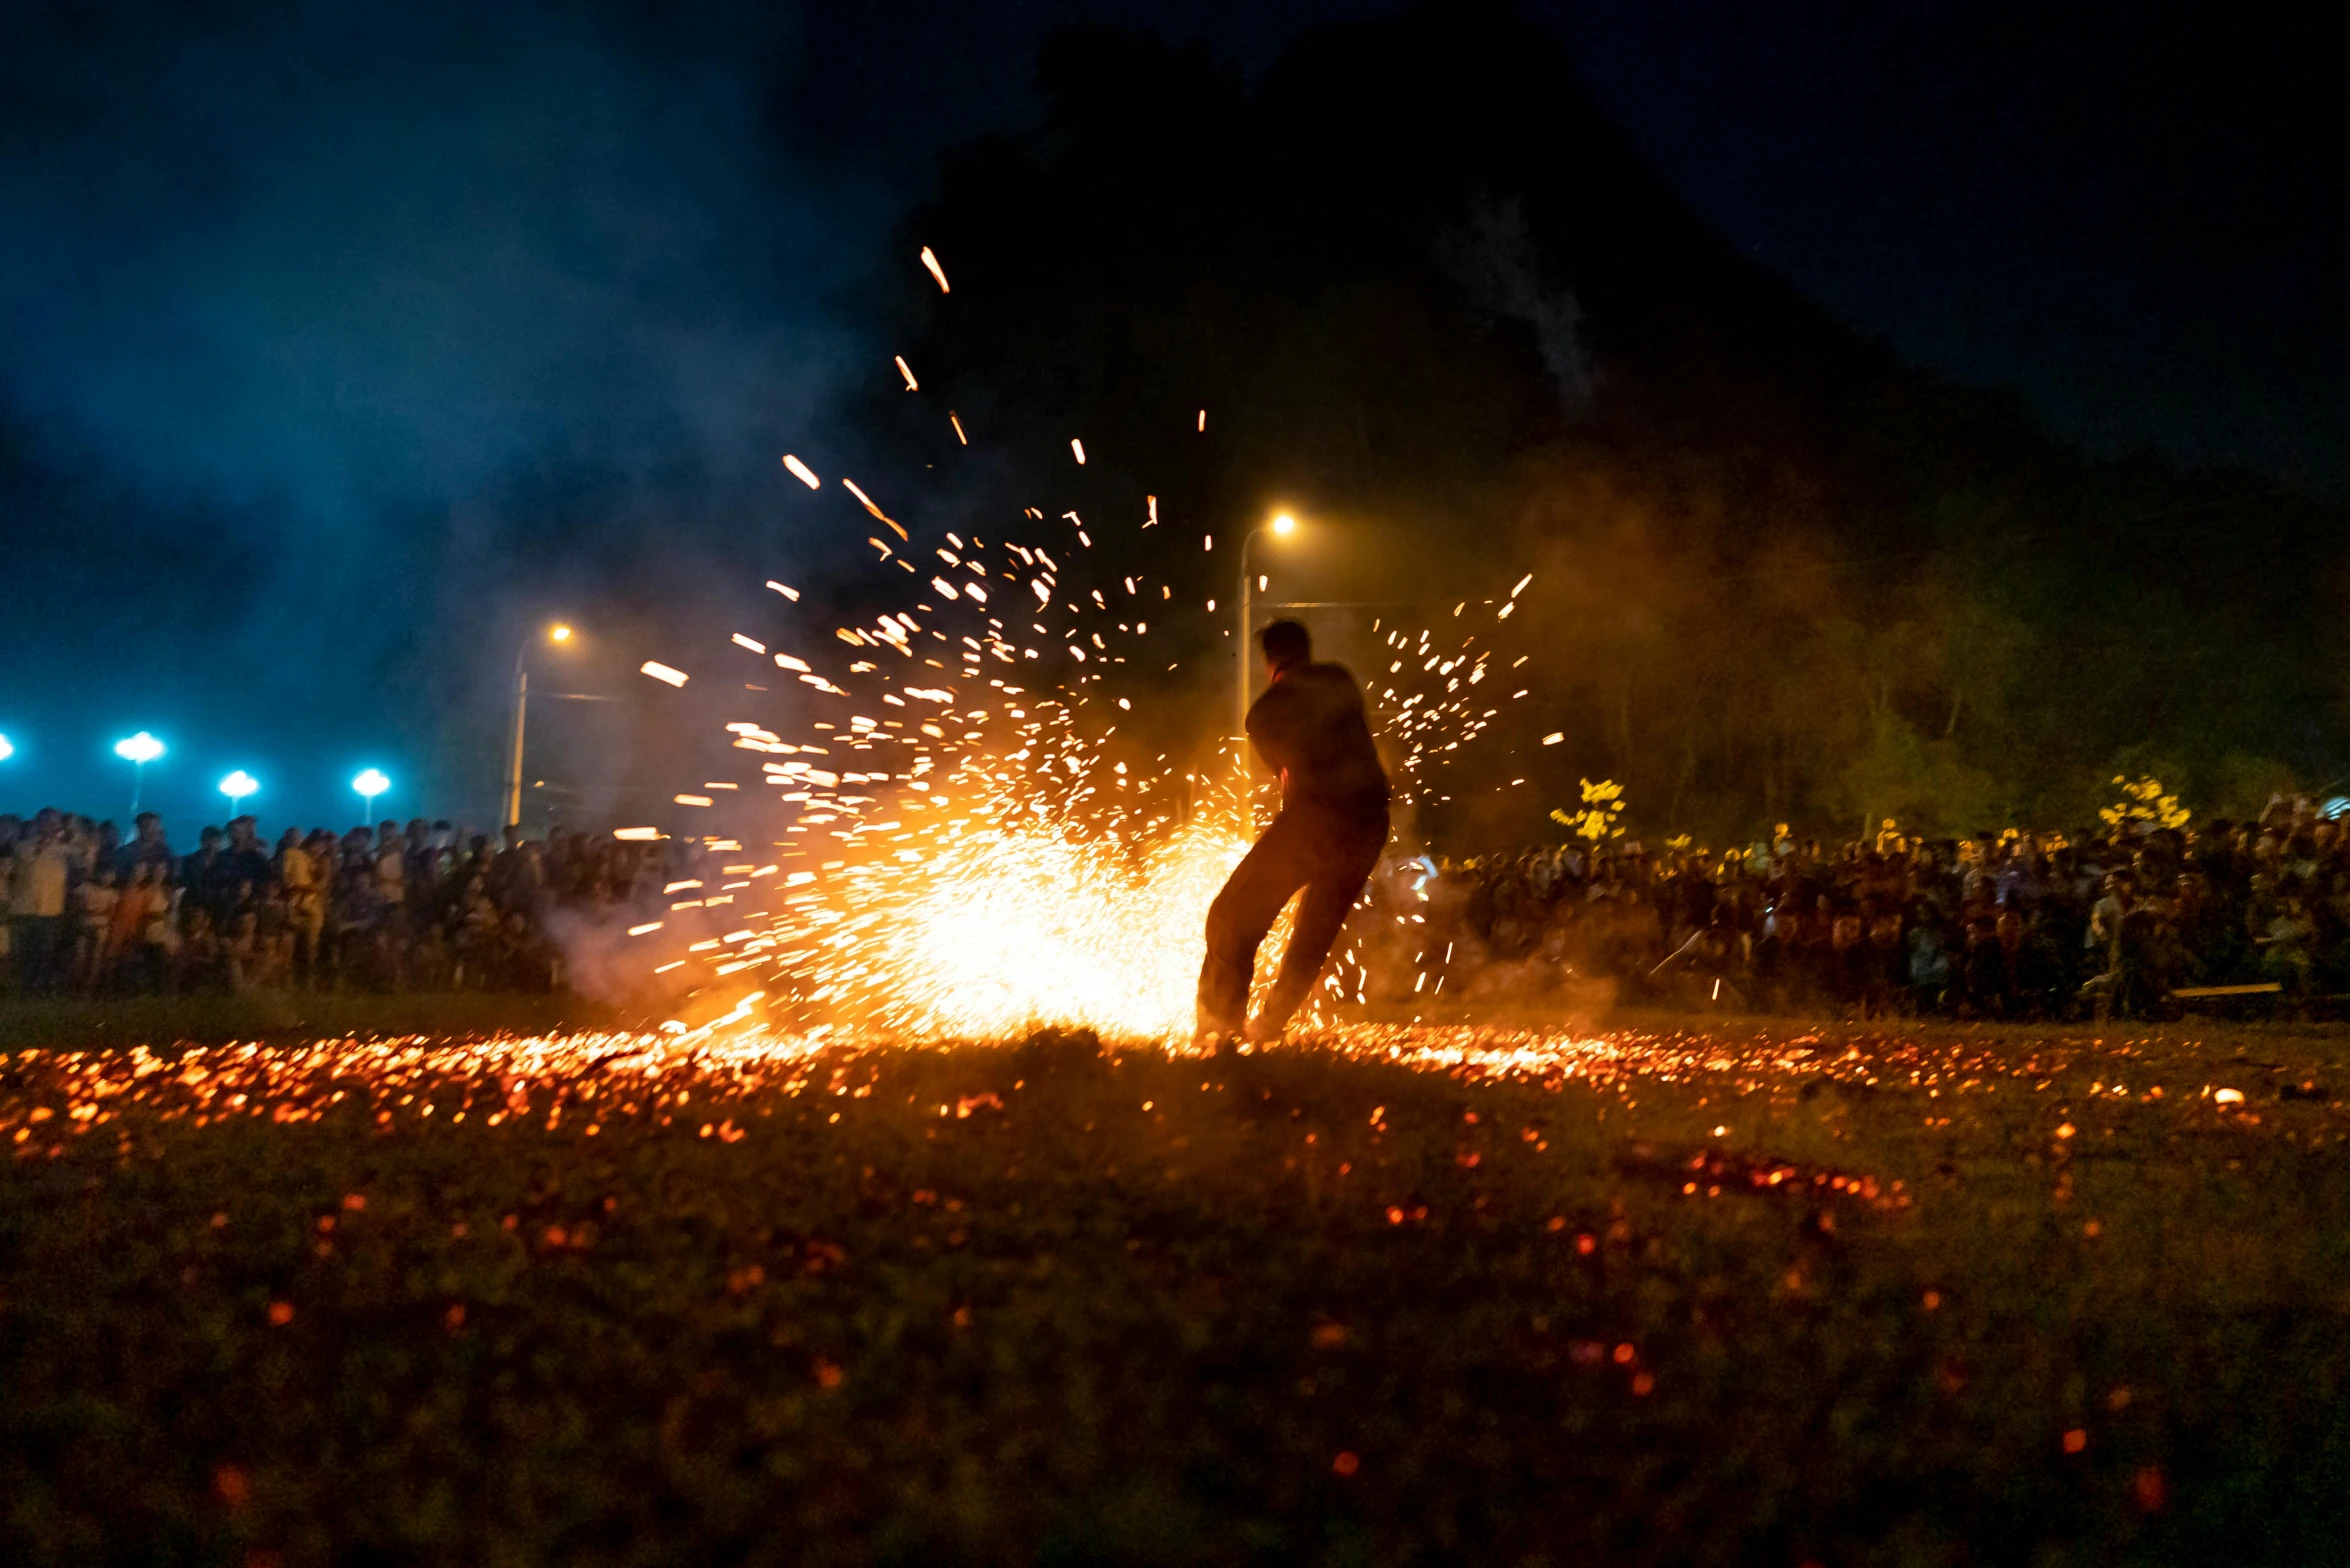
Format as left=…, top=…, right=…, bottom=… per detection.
left=0, top=1, right=870, bottom=823
left=1438, top=193, right=1593, bottom=414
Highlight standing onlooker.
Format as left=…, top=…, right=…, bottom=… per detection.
left=71, top=866, right=120, bottom=992
left=108, top=863, right=164, bottom=991
left=276, top=828, right=324, bottom=988
left=8, top=808, right=73, bottom=995
left=119, top=812, right=175, bottom=881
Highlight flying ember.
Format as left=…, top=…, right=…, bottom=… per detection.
left=637, top=267, right=1529, bottom=1040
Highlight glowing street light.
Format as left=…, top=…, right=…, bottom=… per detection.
left=113, top=731, right=165, bottom=816
left=219, top=770, right=259, bottom=811
left=1237, top=512, right=1305, bottom=742
left=0, top=734, right=13, bottom=763
left=509, top=621, right=580, bottom=828
left=353, top=768, right=390, bottom=826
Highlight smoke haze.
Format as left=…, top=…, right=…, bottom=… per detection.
left=0, top=2, right=867, bottom=825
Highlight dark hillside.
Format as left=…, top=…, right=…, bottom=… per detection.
left=857, top=3, right=2346, bottom=840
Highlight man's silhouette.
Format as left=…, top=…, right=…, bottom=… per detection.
left=1198, top=620, right=1390, bottom=1043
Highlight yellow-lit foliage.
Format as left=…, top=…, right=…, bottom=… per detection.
left=1551, top=778, right=1627, bottom=842
left=2099, top=775, right=2190, bottom=832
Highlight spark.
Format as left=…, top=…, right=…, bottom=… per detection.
left=895, top=355, right=919, bottom=390
left=556, top=393, right=1534, bottom=1036
left=841, top=479, right=908, bottom=540
left=919, top=246, right=950, bottom=293
left=641, top=662, right=690, bottom=688
left=783, top=455, right=820, bottom=489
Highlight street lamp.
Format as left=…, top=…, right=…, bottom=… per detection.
left=1236, top=512, right=1301, bottom=742
left=219, top=770, right=259, bottom=812
left=353, top=768, right=390, bottom=826
left=0, top=734, right=13, bottom=763
left=508, top=622, right=578, bottom=829
left=113, top=731, right=165, bottom=817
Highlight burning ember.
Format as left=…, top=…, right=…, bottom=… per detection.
left=618, top=297, right=1532, bottom=1038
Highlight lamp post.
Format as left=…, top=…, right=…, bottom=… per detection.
left=1235, top=512, right=1299, bottom=742
left=113, top=731, right=165, bottom=817
left=507, top=622, right=575, bottom=829
left=219, top=770, right=258, bottom=814
left=353, top=768, right=390, bottom=827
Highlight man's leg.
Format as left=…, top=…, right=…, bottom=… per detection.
left=1197, top=812, right=1315, bottom=1036
left=25, top=917, right=63, bottom=997
left=1253, top=809, right=1388, bottom=1036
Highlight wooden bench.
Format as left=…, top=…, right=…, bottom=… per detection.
left=2171, top=983, right=2285, bottom=1000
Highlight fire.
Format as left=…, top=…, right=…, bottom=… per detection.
left=627, top=250, right=1538, bottom=1040
left=650, top=471, right=1532, bottom=1040
left=799, top=793, right=1260, bottom=1038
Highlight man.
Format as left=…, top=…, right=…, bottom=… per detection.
left=1197, top=619, right=1390, bottom=1044
left=2081, top=869, right=2142, bottom=1018
left=222, top=816, right=272, bottom=913
left=8, top=808, right=72, bottom=994
left=277, top=827, right=324, bottom=988
left=182, top=826, right=230, bottom=932
left=119, top=812, right=175, bottom=881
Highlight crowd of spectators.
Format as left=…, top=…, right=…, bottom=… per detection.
left=1369, top=796, right=2350, bottom=1021
left=1, top=808, right=683, bottom=998
left=13, top=792, right=2349, bottom=1023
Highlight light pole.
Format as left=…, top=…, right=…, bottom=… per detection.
left=1236, top=512, right=1299, bottom=742
left=219, top=770, right=259, bottom=815
left=353, top=768, right=390, bottom=827
left=113, top=732, right=165, bottom=817
left=508, top=622, right=575, bottom=829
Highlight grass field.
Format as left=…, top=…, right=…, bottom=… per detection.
left=0, top=991, right=619, bottom=1051
left=4, top=1008, right=2347, bottom=1565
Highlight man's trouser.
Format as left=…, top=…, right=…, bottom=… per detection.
left=1198, top=797, right=1388, bottom=1036
left=11, top=916, right=64, bottom=995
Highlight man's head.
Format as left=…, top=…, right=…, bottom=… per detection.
left=1258, top=619, right=1311, bottom=676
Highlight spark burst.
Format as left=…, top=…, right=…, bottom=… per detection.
left=620, top=250, right=1532, bottom=1040
left=662, top=522, right=1523, bottom=1039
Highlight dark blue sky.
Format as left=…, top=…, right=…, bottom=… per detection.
left=3, top=0, right=2339, bottom=827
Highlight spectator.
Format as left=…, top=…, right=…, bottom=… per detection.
left=8, top=808, right=73, bottom=994
left=1365, top=796, right=2350, bottom=1023
left=71, top=865, right=119, bottom=992
left=120, top=812, right=174, bottom=880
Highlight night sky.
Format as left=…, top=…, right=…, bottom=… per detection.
left=3, top=0, right=2339, bottom=827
